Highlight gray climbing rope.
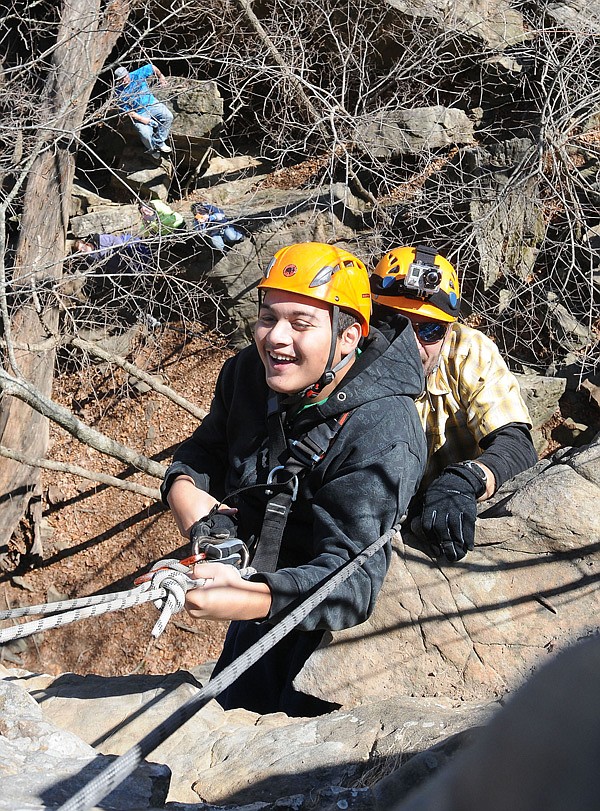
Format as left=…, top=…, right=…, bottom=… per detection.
left=55, top=527, right=394, bottom=811
left=0, top=559, right=197, bottom=643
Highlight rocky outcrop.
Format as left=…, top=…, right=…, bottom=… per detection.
left=295, top=434, right=600, bottom=706
left=356, top=106, right=476, bottom=158
left=182, top=182, right=368, bottom=345
left=69, top=203, right=141, bottom=239
left=458, top=138, right=546, bottom=290
left=384, top=0, right=527, bottom=49
left=2, top=437, right=600, bottom=810
left=4, top=667, right=492, bottom=807
left=0, top=679, right=170, bottom=810
left=388, top=634, right=600, bottom=811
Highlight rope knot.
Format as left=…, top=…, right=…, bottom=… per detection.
left=147, top=559, right=197, bottom=639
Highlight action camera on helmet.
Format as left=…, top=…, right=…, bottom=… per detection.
left=404, top=260, right=443, bottom=295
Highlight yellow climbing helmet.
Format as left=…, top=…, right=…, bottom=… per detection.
left=370, top=245, right=461, bottom=323
left=258, top=242, right=371, bottom=336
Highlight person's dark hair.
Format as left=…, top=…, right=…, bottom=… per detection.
left=190, top=202, right=208, bottom=215
left=338, top=310, right=359, bottom=335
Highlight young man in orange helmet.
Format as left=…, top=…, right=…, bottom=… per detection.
left=371, top=244, right=538, bottom=564
left=161, top=242, right=426, bottom=716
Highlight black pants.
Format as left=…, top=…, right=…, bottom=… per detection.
left=210, top=620, right=339, bottom=717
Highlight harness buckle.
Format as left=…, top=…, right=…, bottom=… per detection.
left=289, top=436, right=324, bottom=466
left=265, top=466, right=299, bottom=500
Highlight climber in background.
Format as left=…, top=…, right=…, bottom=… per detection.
left=190, top=202, right=244, bottom=251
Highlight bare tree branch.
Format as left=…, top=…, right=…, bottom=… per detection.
left=0, top=367, right=166, bottom=479
left=0, top=445, right=161, bottom=501
left=70, top=337, right=208, bottom=421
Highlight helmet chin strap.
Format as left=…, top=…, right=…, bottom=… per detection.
left=301, top=305, right=354, bottom=400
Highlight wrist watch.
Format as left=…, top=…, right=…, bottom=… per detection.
left=458, top=460, right=488, bottom=495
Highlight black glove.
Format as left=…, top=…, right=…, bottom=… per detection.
left=190, top=510, right=237, bottom=543
left=190, top=510, right=246, bottom=567
left=417, top=464, right=485, bottom=562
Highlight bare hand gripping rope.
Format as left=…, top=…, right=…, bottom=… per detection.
left=0, top=555, right=254, bottom=644
left=52, top=527, right=394, bottom=811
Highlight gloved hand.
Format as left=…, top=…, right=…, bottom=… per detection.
left=416, top=465, right=485, bottom=562
left=193, top=537, right=249, bottom=567
left=190, top=510, right=237, bottom=543
left=190, top=510, right=246, bottom=567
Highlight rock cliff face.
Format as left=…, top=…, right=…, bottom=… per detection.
left=66, top=0, right=600, bottom=386
left=2, top=435, right=598, bottom=810
left=296, top=436, right=600, bottom=705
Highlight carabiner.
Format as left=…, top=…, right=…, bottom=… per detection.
left=265, top=466, right=299, bottom=500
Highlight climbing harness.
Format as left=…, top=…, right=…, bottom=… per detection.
left=54, top=526, right=395, bottom=811
left=250, top=390, right=353, bottom=572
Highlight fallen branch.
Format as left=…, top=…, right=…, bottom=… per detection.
left=0, top=445, right=161, bottom=501
left=0, top=367, right=166, bottom=480
left=71, top=336, right=207, bottom=421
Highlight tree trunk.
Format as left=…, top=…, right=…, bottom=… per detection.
left=0, top=0, right=131, bottom=565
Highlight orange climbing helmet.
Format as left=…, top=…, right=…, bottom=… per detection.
left=258, top=242, right=371, bottom=336
left=370, top=245, right=460, bottom=322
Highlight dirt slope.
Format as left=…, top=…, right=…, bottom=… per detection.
left=0, top=324, right=233, bottom=676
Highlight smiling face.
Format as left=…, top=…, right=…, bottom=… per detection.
left=254, top=289, right=359, bottom=397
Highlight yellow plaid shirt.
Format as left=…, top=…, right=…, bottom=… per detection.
left=416, top=323, right=532, bottom=486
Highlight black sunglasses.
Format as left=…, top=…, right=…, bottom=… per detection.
left=413, top=321, right=448, bottom=343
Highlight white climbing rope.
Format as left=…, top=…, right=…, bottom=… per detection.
left=55, top=527, right=394, bottom=811
left=0, top=558, right=198, bottom=643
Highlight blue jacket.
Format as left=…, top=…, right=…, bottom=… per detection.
left=116, top=64, right=157, bottom=114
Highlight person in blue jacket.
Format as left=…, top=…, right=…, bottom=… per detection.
left=114, top=63, right=173, bottom=159
left=160, top=242, right=427, bottom=716
left=191, top=202, right=244, bottom=251
left=72, top=233, right=151, bottom=273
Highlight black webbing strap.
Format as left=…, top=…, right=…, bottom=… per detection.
left=250, top=395, right=353, bottom=573
left=250, top=392, right=301, bottom=573
left=414, top=244, right=439, bottom=266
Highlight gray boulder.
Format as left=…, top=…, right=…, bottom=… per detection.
left=384, top=0, right=527, bottom=49
left=0, top=679, right=169, bottom=809
left=545, top=0, right=600, bottom=32
left=110, top=154, right=175, bottom=202
left=164, top=79, right=224, bottom=145
left=357, top=106, right=476, bottom=158
left=389, top=634, right=600, bottom=811
left=295, top=435, right=600, bottom=706
left=69, top=203, right=141, bottom=238
left=515, top=372, right=567, bottom=453
left=70, top=183, right=115, bottom=218
left=515, top=372, right=566, bottom=429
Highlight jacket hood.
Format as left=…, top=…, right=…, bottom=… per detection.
left=317, top=314, right=425, bottom=418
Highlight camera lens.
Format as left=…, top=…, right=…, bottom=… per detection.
left=424, top=270, right=442, bottom=289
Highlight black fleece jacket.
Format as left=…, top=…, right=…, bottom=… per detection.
left=164, top=318, right=426, bottom=633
